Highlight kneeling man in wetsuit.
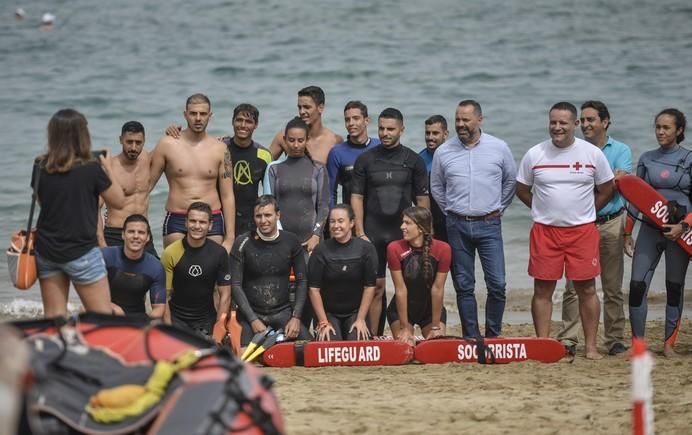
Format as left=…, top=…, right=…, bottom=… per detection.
left=161, top=201, right=231, bottom=338
left=102, top=214, right=166, bottom=320
left=230, top=195, right=311, bottom=345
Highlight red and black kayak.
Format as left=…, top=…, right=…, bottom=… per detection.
left=10, top=313, right=285, bottom=435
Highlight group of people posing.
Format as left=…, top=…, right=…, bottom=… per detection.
left=31, top=86, right=691, bottom=359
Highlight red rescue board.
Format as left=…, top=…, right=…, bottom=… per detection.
left=616, top=175, right=692, bottom=256
left=414, top=337, right=566, bottom=364
left=262, top=340, right=414, bottom=367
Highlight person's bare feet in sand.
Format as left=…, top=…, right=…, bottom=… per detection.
left=663, top=344, right=678, bottom=358
left=585, top=348, right=604, bottom=360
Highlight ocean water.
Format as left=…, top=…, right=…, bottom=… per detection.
left=2, top=0, right=692, bottom=315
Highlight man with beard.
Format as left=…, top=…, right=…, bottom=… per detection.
left=150, top=94, right=236, bottom=252
left=431, top=100, right=516, bottom=339
left=351, top=107, right=430, bottom=335
left=418, top=115, right=449, bottom=240
left=97, top=121, right=158, bottom=256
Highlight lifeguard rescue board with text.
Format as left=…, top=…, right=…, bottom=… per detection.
left=615, top=175, right=692, bottom=256
left=414, top=337, right=566, bottom=364
left=261, top=340, right=414, bottom=367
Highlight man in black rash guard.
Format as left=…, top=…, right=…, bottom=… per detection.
left=102, top=214, right=166, bottom=320
left=221, top=104, right=272, bottom=236
left=309, top=205, right=377, bottom=340
left=161, top=202, right=231, bottom=338
left=351, top=108, right=431, bottom=335
left=230, top=195, right=311, bottom=346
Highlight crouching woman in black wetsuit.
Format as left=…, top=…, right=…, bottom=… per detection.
left=230, top=195, right=312, bottom=346
left=308, top=204, right=378, bottom=340
left=387, top=206, right=452, bottom=345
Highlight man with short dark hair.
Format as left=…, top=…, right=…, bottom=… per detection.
left=431, top=101, right=516, bottom=338
left=222, top=104, right=272, bottom=235
left=419, top=115, right=449, bottom=240
left=150, top=94, right=236, bottom=252
left=98, top=121, right=157, bottom=256
left=557, top=100, right=632, bottom=356
left=326, top=101, right=381, bottom=208
left=515, top=102, right=614, bottom=360
left=161, top=201, right=231, bottom=338
left=230, top=195, right=311, bottom=344
left=102, top=214, right=166, bottom=320
left=351, top=107, right=430, bottom=335
left=268, top=86, right=343, bottom=164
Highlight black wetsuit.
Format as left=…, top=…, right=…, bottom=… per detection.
left=629, top=144, right=692, bottom=344
left=101, top=247, right=166, bottom=320
left=161, top=238, right=231, bottom=337
left=230, top=231, right=310, bottom=345
left=222, top=137, right=272, bottom=236
left=308, top=237, right=378, bottom=340
left=351, top=144, right=429, bottom=335
left=351, top=144, right=430, bottom=277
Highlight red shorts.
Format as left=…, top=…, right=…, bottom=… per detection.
left=528, top=222, right=600, bottom=281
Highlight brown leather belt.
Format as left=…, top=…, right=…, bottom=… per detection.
left=451, top=210, right=500, bottom=221
left=595, top=208, right=624, bottom=225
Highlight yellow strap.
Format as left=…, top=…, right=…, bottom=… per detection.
left=86, top=350, right=201, bottom=423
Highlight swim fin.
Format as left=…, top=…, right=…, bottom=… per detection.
left=245, top=329, right=284, bottom=363
left=240, top=328, right=273, bottom=362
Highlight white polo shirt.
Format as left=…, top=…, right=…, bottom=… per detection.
left=517, top=138, right=613, bottom=227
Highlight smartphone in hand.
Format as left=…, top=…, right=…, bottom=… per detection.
left=91, top=149, right=107, bottom=160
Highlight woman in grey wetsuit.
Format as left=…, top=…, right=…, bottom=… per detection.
left=624, top=108, right=692, bottom=357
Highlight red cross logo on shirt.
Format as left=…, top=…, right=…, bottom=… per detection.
left=572, top=161, right=583, bottom=171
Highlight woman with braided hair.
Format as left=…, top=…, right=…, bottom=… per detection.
left=386, top=206, right=451, bottom=344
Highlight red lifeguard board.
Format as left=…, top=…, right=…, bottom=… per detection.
left=262, top=340, right=414, bottom=367
left=414, top=337, right=566, bottom=364
left=615, top=175, right=692, bottom=255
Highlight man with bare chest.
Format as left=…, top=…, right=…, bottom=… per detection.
left=269, top=86, right=343, bottom=165
left=149, top=94, right=236, bottom=252
left=97, top=121, right=158, bottom=255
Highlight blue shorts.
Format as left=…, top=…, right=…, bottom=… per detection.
left=37, top=246, right=107, bottom=285
left=162, top=210, right=225, bottom=237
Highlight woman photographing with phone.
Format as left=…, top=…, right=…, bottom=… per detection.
left=34, top=108, right=125, bottom=317
left=387, top=206, right=451, bottom=344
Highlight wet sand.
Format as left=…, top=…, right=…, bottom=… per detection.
left=266, top=291, right=692, bottom=435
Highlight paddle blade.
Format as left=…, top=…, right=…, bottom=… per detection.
left=228, top=310, right=242, bottom=356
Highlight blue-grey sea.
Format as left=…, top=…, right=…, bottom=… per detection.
left=2, top=0, right=691, bottom=317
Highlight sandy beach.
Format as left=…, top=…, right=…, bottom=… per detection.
left=266, top=294, right=692, bottom=435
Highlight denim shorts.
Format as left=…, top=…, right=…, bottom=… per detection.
left=37, top=246, right=107, bottom=285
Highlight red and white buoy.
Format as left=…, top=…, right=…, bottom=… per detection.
left=631, top=338, right=654, bottom=435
